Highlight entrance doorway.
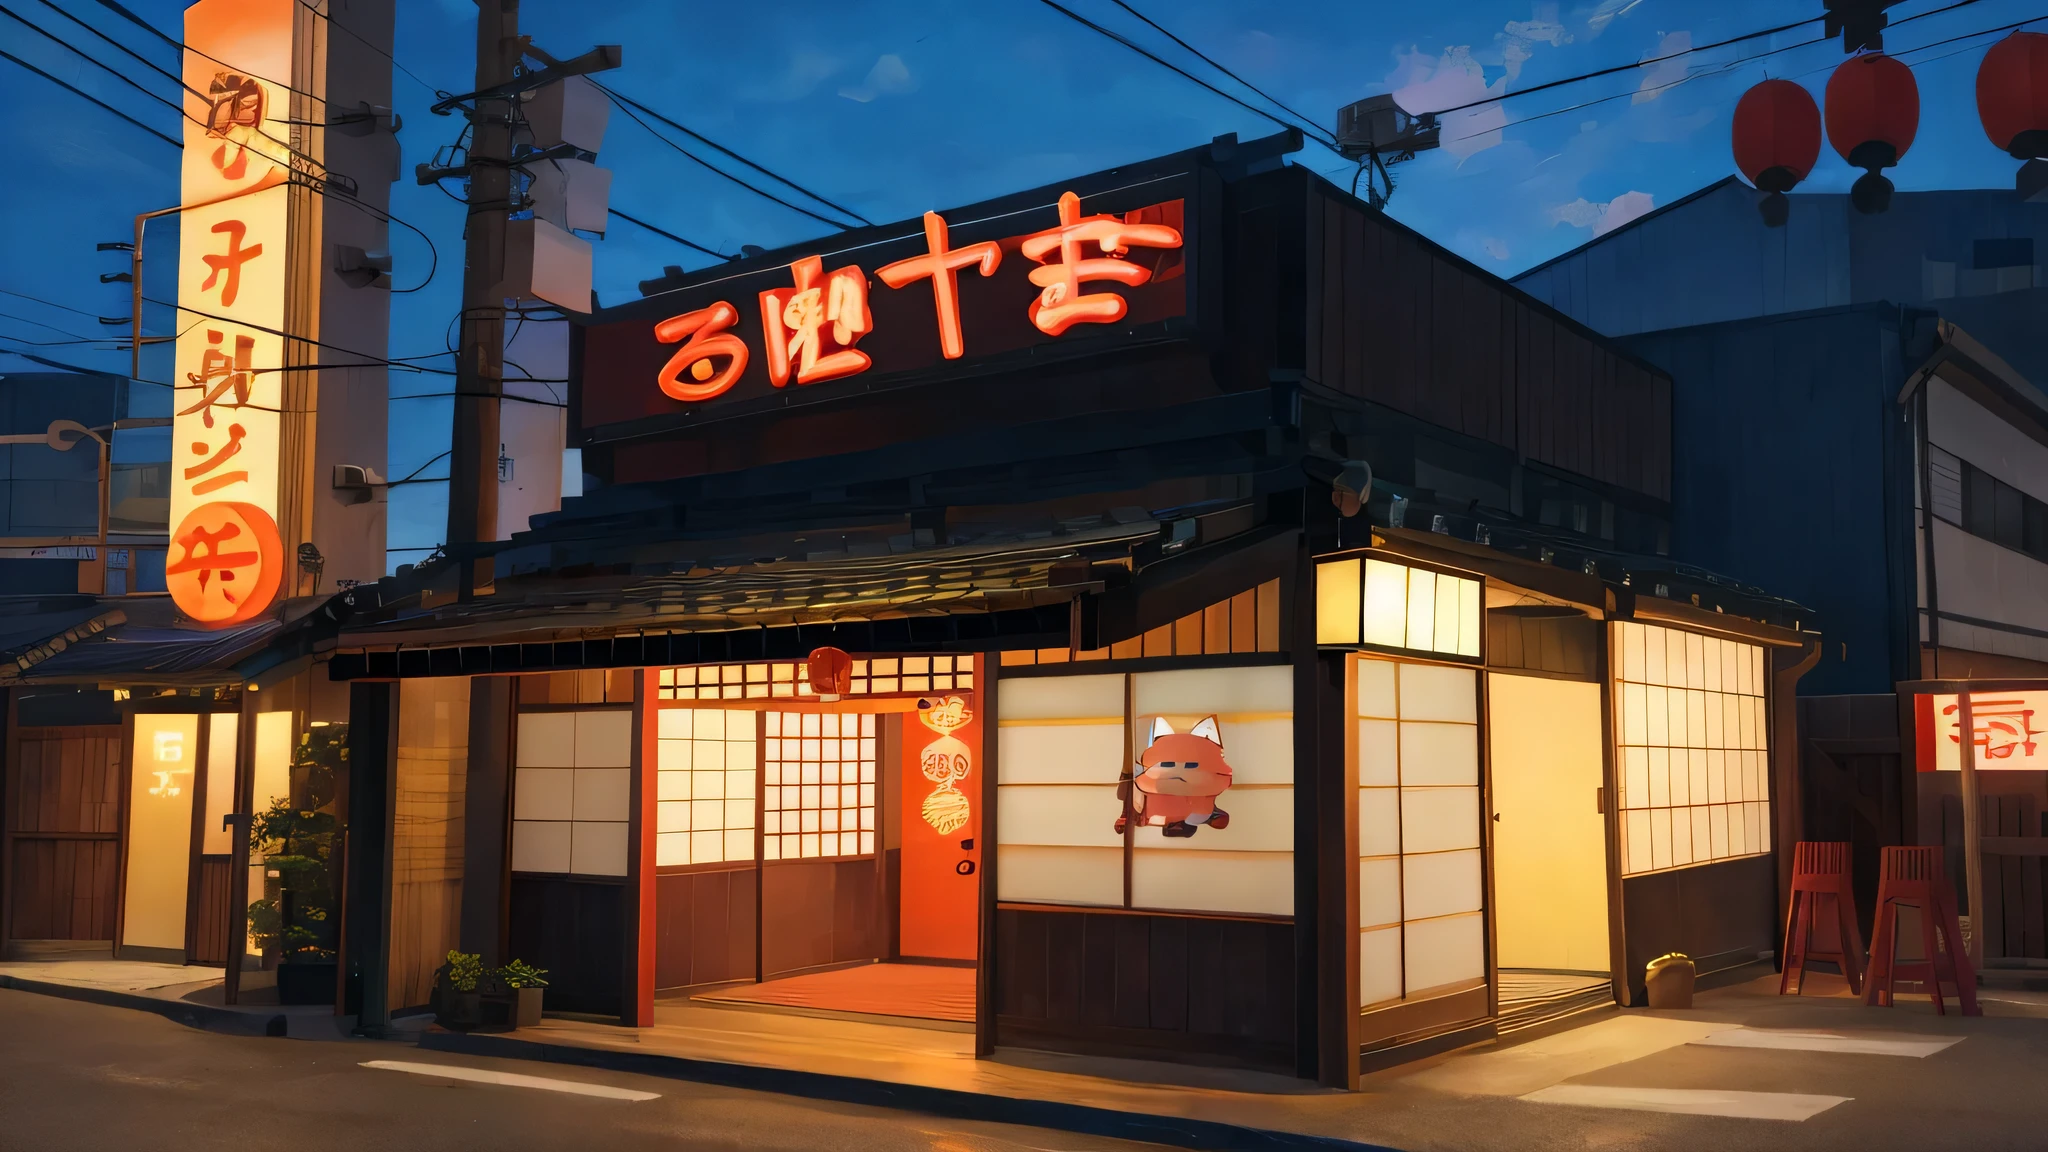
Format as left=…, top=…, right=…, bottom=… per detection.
left=654, top=684, right=983, bottom=1027
left=1486, top=673, right=1613, bottom=1030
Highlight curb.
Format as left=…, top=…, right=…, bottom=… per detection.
left=419, top=1030, right=1401, bottom=1152
left=0, top=973, right=286, bottom=1037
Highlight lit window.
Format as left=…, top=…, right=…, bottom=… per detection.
left=1613, top=622, right=1771, bottom=876
left=763, top=711, right=876, bottom=860
left=652, top=709, right=757, bottom=867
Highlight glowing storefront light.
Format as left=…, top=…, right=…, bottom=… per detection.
left=1315, top=556, right=1481, bottom=659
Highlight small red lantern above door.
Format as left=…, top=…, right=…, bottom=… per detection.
left=1977, top=31, right=2048, bottom=197
left=1732, top=79, right=1822, bottom=226
left=1825, top=53, right=1920, bottom=214
left=807, top=646, right=853, bottom=700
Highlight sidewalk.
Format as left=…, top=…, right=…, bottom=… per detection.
left=416, top=974, right=2048, bottom=1152
left=0, top=954, right=354, bottom=1038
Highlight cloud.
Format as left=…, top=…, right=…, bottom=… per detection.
left=1497, top=3, right=1572, bottom=80
left=1391, top=45, right=1507, bottom=162
left=1481, top=236, right=1512, bottom=261
left=1633, top=31, right=1691, bottom=104
left=839, top=53, right=916, bottom=103
left=739, top=48, right=842, bottom=102
left=1580, top=0, right=1645, bottom=38
left=1547, top=190, right=1655, bottom=235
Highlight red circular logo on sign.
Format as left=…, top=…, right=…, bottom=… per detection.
left=167, top=501, right=283, bottom=627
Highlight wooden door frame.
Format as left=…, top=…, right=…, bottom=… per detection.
left=1599, top=625, right=1630, bottom=1007
left=0, top=688, right=16, bottom=957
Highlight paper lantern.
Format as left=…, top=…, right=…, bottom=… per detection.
left=806, top=646, right=853, bottom=699
left=1977, top=31, right=2048, bottom=158
left=1732, top=79, right=1822, bottom=226
left=1825, top=54, right=1919, bottom=214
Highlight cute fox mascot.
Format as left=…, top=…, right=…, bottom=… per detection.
left=1114, top=715, right=1233, bottom=838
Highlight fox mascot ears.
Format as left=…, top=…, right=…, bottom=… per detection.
left=1146, top=715, right=1223, bottom=745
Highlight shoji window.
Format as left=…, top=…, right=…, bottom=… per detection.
left=995, top=674, right=1127, bottom=907
left=996, top=667, right=1296, bottom=916
left=1356, top=657, right=1486, bottom=1008
left=512, top=709, right=633, bottom=877
left=654, top=709, right=758, bottom=867
left=1317, top=558, right=1481, bottom=659
left=763, top=712, right=876, bottom=860
left=1614, top=622, right=1771, bottom=875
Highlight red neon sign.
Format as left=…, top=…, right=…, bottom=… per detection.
left=640, top=191, right=1186, bottom=408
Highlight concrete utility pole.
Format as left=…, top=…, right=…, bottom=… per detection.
left=447, top=0, right=522, bottom=599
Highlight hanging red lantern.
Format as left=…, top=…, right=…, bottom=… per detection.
left=1825, top=53, right=1919, bottom=214
left=1731, top=79, right=1821, bottom=227
left=806, top=646, right=853, bottom=700
left=1977, top=31, right=2048, bottom=198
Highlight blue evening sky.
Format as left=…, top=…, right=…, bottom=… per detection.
left=2, top=0, right=2041, bottom=566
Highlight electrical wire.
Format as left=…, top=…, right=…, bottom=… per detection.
left=608, top=207, right=731, bottom=261
left=89, top=0, right=322, bottom=101
left=0, top=288, right=105, bottom=320
left=1034, top=0, right=1339, bottom=150
left=1103, top=0, right=1334, bottom=146
left=386, top=448, right=451, bottom=487
left=292, top=0, right=441, bottom=97
left=4, top=4, right=338, bottom=184
left=0, top=43, right=178, bottom=148
left=601, top=92, right=862, bottom=232
left=593, top=82, right=873, bottom=227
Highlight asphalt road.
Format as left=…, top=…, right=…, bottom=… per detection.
left=0, top=990, right=1158, bottom=1152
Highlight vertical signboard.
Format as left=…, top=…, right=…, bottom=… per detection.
left=169, top=0, right=292, bottom=627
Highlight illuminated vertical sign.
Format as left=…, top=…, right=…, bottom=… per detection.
left=168, top=0, right=293, bottom=627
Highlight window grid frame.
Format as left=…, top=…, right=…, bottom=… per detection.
left=762, top=710, right=879, bottom=862
left=1612, top=621, right=1773, bottom=878
left=656, top=656, right=974, bottom=702
left=654, top=707, right=760, bottom=869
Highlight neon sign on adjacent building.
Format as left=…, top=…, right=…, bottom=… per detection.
left=167, top=0, right=293, bottom=628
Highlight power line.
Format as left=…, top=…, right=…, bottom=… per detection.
left=292, top=0, right=441, bottom=97
left=608, top=207, right=731, bottom=262
left=1034, top=0, right=1339, bottom=150
left=90, top=0, right=322, bottom=101
left=0, top=44, right=179, bottom=148
left=0, top=288, right=105, bottom=321
left=1105, top=0, right=1332, bottom=145
left=1441, top=0, right=2002, bottom=146
left=1428, top=0, right=1986, bottom=122
left=594, top=83, right=873, bottom=227
left=600, top=91, right=864, bottom=232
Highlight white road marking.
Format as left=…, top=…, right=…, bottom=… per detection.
left=1521, top=1084, right=1850, bottom=1121
left=360, top=1060, right=660, bottom=1102
left=1692, top=1028, right=1962, bottom=1058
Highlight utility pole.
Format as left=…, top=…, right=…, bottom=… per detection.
left=431, top=6, right=617, bottom=599
left=448, top=0, right=522, bottom=599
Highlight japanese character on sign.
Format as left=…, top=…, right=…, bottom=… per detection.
left=1019, top=191, right=1182, bottom=337
left=655, top=301, right=750, bottom=402
left=760, top=255, right=872, bottom=387
left=200, top=220, right=262, bottom=307
left=181, top=328, right=254, bottom=428
left=204, top=72, right=265, bottom=181
left=165, top=500, right=283, bottom=628
left=1943, top=697, right=2041, bottom=762
left=184, top=424, right=249, bottom=496
left=877, top=211, right=1002, bottom=360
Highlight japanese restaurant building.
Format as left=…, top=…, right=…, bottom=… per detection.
left=318, top=130, right=1820, bottom=1086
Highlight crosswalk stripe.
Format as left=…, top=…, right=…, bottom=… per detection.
left=360, top=1060, right=661, bottom=1101
left=1692, top=1028, right=1961, bottom=1058
left=1521, top=1084, right=1851, bottom=1121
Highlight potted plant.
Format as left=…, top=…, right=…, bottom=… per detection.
left=247, top=724, right=344, bottom=1005
left=495, top=960, right=548, bottom=1028
left=431, top=951, right=486, bottom=1031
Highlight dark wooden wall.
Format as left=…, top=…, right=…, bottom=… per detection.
left=1938, top=794, right=2047, bottom=962
left=1796, top=694, right=1908, bottom=940
left=1306, top=186, right=1672, bottom=503
left=4, top=725, right=123, bottom=943
left=760, top=858, right=884, bottom=979
left=1620, top=853, right=1776, bottom=1003
left=187, top=858, right=232, bottom=965
left=1486, top=611, right=1602, bottom=679
left=993, top=907, right=1296, bottom=1071
left=508, top=876, right=623, bottom=1015
left=654, top=866, right=757, bottom=989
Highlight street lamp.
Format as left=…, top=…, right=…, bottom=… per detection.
left=0, top=419, right=112, bottom=593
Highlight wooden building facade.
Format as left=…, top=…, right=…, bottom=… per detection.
left=316, top=134, right=1818, bottom=1084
